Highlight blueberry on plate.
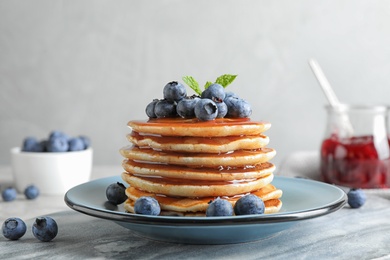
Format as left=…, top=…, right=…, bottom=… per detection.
left=24, top=185, right=40, bottom=200
left=68, top=137, right=85, bottom=151
left=2, top=218, right=27, bottom=240
left=106, top=182, right=127, bottom=205
left=347, top=188, right=366, bottom=208
left=46, top=135, right=69, bottom=152
left=154, top=99, right=178, bottom=118
left=145, top=99, right=159, bottom=118
left=206, top=198, right=234, bottom=217
left=194, top=98, right=218, bottom=121
left=2, top=187, right=17, bottom=202
left=176, top=96, right=200, bottom=118
left=201, top=83, right=226, bottom=102
left=234, top=194, right=265, bottom=215
left=163, top=81, right=187, bottom=102
left=224, top=97, right=252, bottom=118
left=134, top=196, right=161, bottom=216
left=32, top=217, right=58, bottom=242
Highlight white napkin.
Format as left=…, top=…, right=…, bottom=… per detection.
left=276, top=150, right=390, bottom=199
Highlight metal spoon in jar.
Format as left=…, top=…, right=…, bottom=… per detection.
left=308, top=58, right=354, bottom=136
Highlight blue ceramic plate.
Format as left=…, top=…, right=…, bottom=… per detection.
left=65, top=176, right=347, bottom=244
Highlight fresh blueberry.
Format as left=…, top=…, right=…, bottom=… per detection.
left=134, top=196, right=161, bottom=215
left=176, top=95, right=200, bottom=118
left=206, top=198, right=234, bottom=217
left=154, top=99, right=178, bottom=118
left=201, top=83, right=226, bottom=102
left=22, top=137, right=39, bottom=152
left=106, top=182, right=127, bottom=205
left=46, top=135, right=69, bottom=152
left=68, top=137, right=85, bottom=151
left=145, top=99, right=159, bottom=118
left=225, top=97, right=252, bottom=118
left=34, top=140, right=47, bottom=152
left=49, top=131, right=69, bottom=141
left=163, top=81, right=187, bottom=102
left=24, top=185, right=40, bottom=200
left=347, top=188, right=366, bottom=208
left=216, top=102, right=228, bottom=118
left=234, top=194, right=265, bottom=215
left=194, top=98, right=218, bottom=121
left=32, top=217, right=58, bottom=242
left=2, top=187, right=17, bottom=202
left=225, top=91, right=239, bottom=99
left=2, top=218, right=27, bottom=240
left=79, top=135, right=91, bottom=149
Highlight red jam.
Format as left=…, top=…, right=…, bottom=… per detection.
left=321, top=135, right=390, bottom=188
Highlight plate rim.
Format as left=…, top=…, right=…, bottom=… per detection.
left=64, top=176, right=347, bottom=226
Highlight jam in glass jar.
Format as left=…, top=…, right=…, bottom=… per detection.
left=320, top=105, right=390, bottom=188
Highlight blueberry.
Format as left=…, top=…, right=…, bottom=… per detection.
left=234, top=194, right=265, bottom=215
left=24, top=185, right=39, bottom=200
left=68, top=137, right=85, bottom=151
left=106, top=182, right=127, bottom=205
left=216, top=102, right=228, bottom=118
left=46, top=135, right=69, bottom=152
left=225, top=91, right=239, bottom=99
left=134, top=196, right=161, bottom=215
left=206, top=198, right=234, bottom=217
left=176, top=96, right=200, bottom=118
left=347, top=188, right=366, bottom=208
left=2, top=187, right=17, bottom=202
left=201, top=83, right=226, bottom=102
left=32, top=217, right=58, bottom=242
left=49, top=131, right=69, bottom=141
left=225, top=97, right=252, bottom=118
left=194, top=98, right=218, bottom=121
left=163, top=81, right=187, bottom=102
left=34, top=140, right=47, bottom=152
left=22, top=137, right=39, bottom=152
left=79, top=135, right=91, bottom=149
left=154, top=99, right=178, bottom=118
left=146, top=99, right=159, bottom=118
left=2, top=218, right=27, bottom=240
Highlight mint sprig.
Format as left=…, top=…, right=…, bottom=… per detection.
left=182, top=74, right=238, bottom=94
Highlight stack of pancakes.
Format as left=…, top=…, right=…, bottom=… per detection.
left=120, top=118, right=282, bottom=216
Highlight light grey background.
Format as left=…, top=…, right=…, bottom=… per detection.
left=1, top=0, right=390, bottom=170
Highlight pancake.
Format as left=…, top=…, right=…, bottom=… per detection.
left=120, top=146, right=276, bottom=168
left=122, top=160, right=275, bottom=181
left=127, top=132, right=269, bottom=153
left=128, top=118, right=271, bottom=137
left=121, top=172, right=274, bottom=197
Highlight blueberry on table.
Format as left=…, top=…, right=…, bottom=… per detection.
left=24, top=185, right=40, bottom=200
left=176, top=96, right=200, bottom=118
left=46, top=135, right=69, bottom=152
left=2, top=187, right=17, bottom=202
left=206, top=198, right=234, bottom=217
left=145, top=99, right=159, bottom=118
left=154, top=99, right=178, bottom=118
left=106, top=182, right=127, bottom=205
left=68, top=137, right=85, bottom=151
left=32, top=217, right=58, bottom=242
left=347, top=188, right=366, bottom=208
left=234, top=194, right=265, bottom=215
left=201, top=83, right=226, bottom=102
left=134, top=196, right=161, bottom=216
left=163, top=81, right=187, bottom=102
left=225, top=97, right=252, bottom=118
left=2, top=218, right=27, bottom=240
left=194, top=98, right=218, bottom=121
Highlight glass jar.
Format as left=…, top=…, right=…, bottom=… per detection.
left=320, top=105, right=390, bottom=188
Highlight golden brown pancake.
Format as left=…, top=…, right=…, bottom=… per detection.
left=122, top=160, right=275, bottom=181
left=128, top=118, right=271, bottom=137
left=120, top=146, right=276, bottom=167
left=127, top=132, right=269, bottom=153
left=121, top=172, right=274, bottom=197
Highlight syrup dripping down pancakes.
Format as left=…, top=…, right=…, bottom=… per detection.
left=120, top=118, right=282, bottom=216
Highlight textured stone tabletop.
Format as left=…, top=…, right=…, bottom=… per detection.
left=1, top=193, right=390, bottom=260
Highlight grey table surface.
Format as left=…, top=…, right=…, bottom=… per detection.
left=1, top=192, right=390, bottom=260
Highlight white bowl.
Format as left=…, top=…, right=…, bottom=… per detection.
left=11, top=147, right=93, bottom=195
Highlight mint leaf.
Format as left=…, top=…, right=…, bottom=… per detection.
left=204, top=81, right=213, bottom=89
left=215, top=74, right=237, bottom=88
left=182, top=76, right=202, bottom=95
